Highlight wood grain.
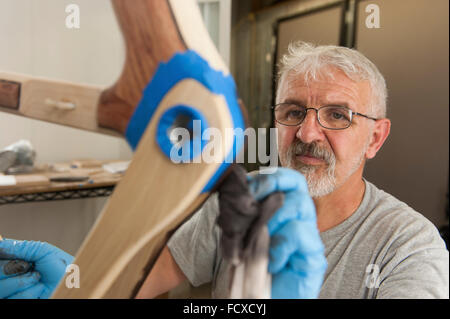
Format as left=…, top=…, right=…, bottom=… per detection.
left=97, top=0, right=187, bottom=134
left=52, top=79, right=235, bottom=298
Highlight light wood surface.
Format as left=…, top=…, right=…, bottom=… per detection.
left=0, top=160, right=124, bottom=196
left=0, top=174, right=50, bottom=189
left=70, top=159, right=103, bottom=169
left=52, top=78, right=235, bottom=298
left=168, top=0, right=228, bottom=75
left=0, top=71, right=117, bottom=136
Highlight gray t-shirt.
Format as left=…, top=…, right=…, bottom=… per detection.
left=167, top=179, right=449, bottom=298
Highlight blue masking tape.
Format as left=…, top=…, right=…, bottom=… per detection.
left=125, top=50, right=245, bottom=193
left=156, top=105, right=209, bottom=163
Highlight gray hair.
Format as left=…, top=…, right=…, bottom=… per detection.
left=276, top=41, right=388, bottom=118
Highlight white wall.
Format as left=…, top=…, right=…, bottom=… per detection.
left=0, top=0, right=132, bottom=254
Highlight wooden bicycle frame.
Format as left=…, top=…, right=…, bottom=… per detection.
left=0, top=0, right=245, bottom=298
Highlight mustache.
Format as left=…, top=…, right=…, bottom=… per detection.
left=287, top=140, right=335, bottom=165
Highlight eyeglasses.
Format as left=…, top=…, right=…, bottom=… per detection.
left=272, top=103, right=378, bottom=130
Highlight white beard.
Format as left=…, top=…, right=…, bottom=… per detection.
left=283, top=140, right=369, bottom=198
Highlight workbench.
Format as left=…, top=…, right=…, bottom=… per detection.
left=0, top=159, right=127, bottom=205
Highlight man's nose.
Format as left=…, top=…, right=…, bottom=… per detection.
left=296, top=109, right=325, bottom=143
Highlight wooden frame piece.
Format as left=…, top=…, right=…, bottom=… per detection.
left=0, top=0, right=244, bottom=298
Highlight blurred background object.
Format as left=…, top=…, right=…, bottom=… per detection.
left=0, top=140, right=36, bottom=174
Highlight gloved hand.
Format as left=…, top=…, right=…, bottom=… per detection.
left=0, top=259, right=40, bottom=298
left=0, top=239, right=73, bottom=299
left=248, top=168, right=327, bottom=299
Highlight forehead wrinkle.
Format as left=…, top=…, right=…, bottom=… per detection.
left=281, top=71, right=370, bottom=112
left=283, top=78, right=359, bottom=108
left=322, top=90, right=359, bottom=109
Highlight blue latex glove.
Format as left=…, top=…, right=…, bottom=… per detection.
left=248, top=168, right=327, bottom=299
left=0, top=259, right=41, bottom=298
left=0, top=239, right=73, bottom=299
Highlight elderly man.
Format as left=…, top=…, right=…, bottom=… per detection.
left=0, top=42, right=448, bottom=299
left=136, top=42, right=449, bottom=299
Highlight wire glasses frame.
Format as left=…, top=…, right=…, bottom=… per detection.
left=271, top=103, right=379, bottom=130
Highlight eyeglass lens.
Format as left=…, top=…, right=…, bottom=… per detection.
left=274, top=104, right=352, bottom=129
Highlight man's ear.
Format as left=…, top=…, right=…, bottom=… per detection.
left=365, top=118, right=391, bottom=159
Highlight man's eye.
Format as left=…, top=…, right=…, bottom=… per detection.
left=324, top=108, right=350, bottom=122
left=332, top=112, right=344, bottom=120
left=287, top=110, right=304, bottom=118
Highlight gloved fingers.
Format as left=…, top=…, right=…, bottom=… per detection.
left=34, top=254, right=73, bottom=286
left=269, top=220, right=324, bottom=274
left=0, top=238, right=44, bottom=262
left=271, top=267, right=324, bottom=299
left=0, top=271, right=41, bottom=299
left=289, top=251, right=327, bottom=274
left=248, top=168, right=308, bottom=201
left=267, top=190, right=316, bottom=235
left=0, top=259, right=33, bottom=280
left=0, top=238, right=73, bottom=273
left=0, top=239, right=73, bottom=299
left=7, top=282, right=46, bottom=299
